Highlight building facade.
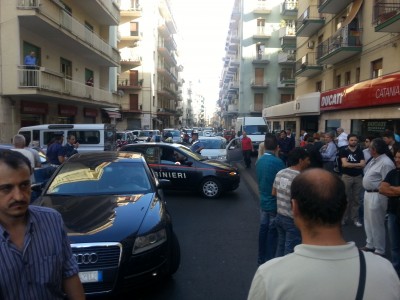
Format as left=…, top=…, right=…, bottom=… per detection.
left=264, top=0, right=400, bottom=139
left=0, top=0, right=121, bottom=143
left=218, top=0, right=297, bottom=130
left=117, top=0, right=185, bottom=131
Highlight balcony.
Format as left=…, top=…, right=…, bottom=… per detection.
left=296, top=6, right=325, bottom=37
left=120, top=48, right=142, bottom=68
left=227, top=104, right=238, bottom=114
left=278, top=51, right=296, bottom=64
left=15, top=66, right=118, bottom=105
left=281, top=0, right=298, bottom=16
left=117, top=78, right=143, bottom=90
left=120, top=3, right=142, bottom=20
left=279, top=26, right=296, bottom=50
left=251, top=79, right=269, bottom=89
left=278, top=69, right=295, bottom=88
left=158, top=47, right=177, bottom=66
left=253, top=26, right=273, bottom=39
left=253, top=1, right=272, bottom=14
left=17, top=4, right=119, bottom=67
left=295, top=53, right=323, bottom=77
left=316, top=27, right=362, bottom=65
left=318, top=0, right=352, bottom=14
left=252, top=53, right=271, bottom=64
left=229, top=81, right=239, bottom=90
left=374, top=1, right=400, bottom=32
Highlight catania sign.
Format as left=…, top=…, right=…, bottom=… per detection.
left=320, top=73, right=400, bottom=111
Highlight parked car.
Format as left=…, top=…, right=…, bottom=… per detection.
left=119, top=143, right=240, bottom=198
left=162, top=129, right=181, bottom=143
left=137, top=130, right=161, bottom=142
left=116, top=131, right=136, bottom=148
left=199, top=137, right=243, bottom=163
left=32, top=152, right=180, bottom=296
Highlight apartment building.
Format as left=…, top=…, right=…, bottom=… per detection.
left=264, top=0, right=400, bottom=139
left=219, top=0, right=296, bottom=130
left=0, top=0, right=120, bottom=143
left=117, top=0, right=184, bottom=130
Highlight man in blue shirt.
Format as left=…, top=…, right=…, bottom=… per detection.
left=46, top=133, right=65, bottom=169
left=190, top=132, right=204, bottom=154
left=0, top=150, right=84, bottom=299
left=256, top=133, right=285, bottom=264
left=24, top=51, right=37, bottom=86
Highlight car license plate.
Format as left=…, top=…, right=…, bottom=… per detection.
left=79, top=271, right=102, bottom=283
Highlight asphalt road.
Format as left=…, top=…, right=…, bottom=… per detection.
left=126, top=157, right=375, bottom=300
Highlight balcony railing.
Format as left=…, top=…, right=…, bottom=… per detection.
left=316, top=26, right=362, bottom=62
left=18, top=66, right=116, bottom=104
left=278, top=51, right=296, bottom=63
left=17, top=0, right=40, bottom=8
left=254, top=0, right=272, bottom=13
left=281, top=0, right=298, bottom=15
left=296, top=5, right=325, bottom=37
left=295, top=53, right=323, bottom=77
left=250, top=79, right=269, bottom=88
left=374, top=1, right=400, bottom=32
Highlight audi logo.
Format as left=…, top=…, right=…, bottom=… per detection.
left=73, top=253, right=99, bottom=265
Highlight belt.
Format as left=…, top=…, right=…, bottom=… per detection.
left=366, top=189, right=379, bottom=193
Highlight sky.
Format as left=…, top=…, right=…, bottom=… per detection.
left=171, top=0, right=235, bottom=113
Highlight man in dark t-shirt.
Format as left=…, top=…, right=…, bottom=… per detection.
left=379, top=149, right=400, bottom=277
left=339, top=133, right=365, bottom=226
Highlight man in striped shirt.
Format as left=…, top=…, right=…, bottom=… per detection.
left=0, top=150, right=84, bottom=299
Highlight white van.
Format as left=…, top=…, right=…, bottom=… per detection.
left=235, top=117, right=269, bottom=152
left=18, top=124, right=116, bottom=153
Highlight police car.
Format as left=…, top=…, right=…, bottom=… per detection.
left=119, top=143, right=240, bottom=198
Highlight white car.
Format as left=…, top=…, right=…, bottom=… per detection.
left=198, top=137, right=243, bottom=163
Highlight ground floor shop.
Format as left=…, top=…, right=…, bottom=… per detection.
left=0, top=97, right=116, bottom=143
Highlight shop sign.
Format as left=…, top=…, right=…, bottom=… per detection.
left=59, top=105, right=77, bottom=116
left=366, top=121, right=387, bottom=133
left=320, top=72, right=400, bottom=111
left=20, top=101, right=48, bottom=114
left=84, top=108, right=98, bottom=117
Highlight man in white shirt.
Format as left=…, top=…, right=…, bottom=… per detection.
left=336, top=127, right=349, bottom=148
left=248, top=168, right=399, bottom=300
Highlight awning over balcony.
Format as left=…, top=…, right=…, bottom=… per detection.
left=335, top=0, right=363, bottom=34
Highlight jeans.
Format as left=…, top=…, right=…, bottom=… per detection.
left=243, top=150, right=252, bottom=168
left=388, top=213, right=400, bottom=277
left=275, top=214, right=301, bottom=257
left=258, top=210, right=277, bottom=264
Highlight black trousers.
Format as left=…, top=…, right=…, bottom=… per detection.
left=243, top=150, right=252, bottom=167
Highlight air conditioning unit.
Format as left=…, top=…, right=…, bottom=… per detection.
left=307, top=41, right=314, bottom=49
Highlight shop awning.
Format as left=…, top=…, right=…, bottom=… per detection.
left=103, top=108, right=121, bottom=119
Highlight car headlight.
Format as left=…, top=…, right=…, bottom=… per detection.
left=132, top=228, right=167, bottom=254
left=217, top=155, right=226, bottom=160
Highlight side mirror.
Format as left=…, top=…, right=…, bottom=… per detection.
left=184, top=161, right=193, bottom=167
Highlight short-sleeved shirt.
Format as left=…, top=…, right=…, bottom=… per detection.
left=241, top=136, right=253, bottom=151
left=24, top=55, right=36, bottom=66
left=191, top=140, right=204, bottom=153
left=0, top=206, right=79, bottom=299
left=339, top=146, right=364, bottom=176
left=256, top=151, right=285, bottom=212
left=62, top=143, right=78, bottom=158
left=274, top=168, right=300, bottom=217
left=363, top=154, right=395, bottom=190
left=383, top=168, right=400, bottom=214
left=46, top=142, right=64, bottom=165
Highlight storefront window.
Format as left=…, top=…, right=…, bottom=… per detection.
left=325, top=119, right=340, bottom=133
left=353, top=119, right=394, bottom=140
left=284, top=121, right=296, bottom=132
left=273, top=121, right=281, bottom=133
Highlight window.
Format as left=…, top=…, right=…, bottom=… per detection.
left=280, top=94, right=293, bottom=103
left=336, top=74, right=341, bottom=88
left=130, top=22, right=139, bottom=36
left=345, top=71, right=351, bottom=85
left=85, top=69, right=94, bottom=86
left=60, top=58, right=72, bottom=79
left=257, top=18, right=265, bottom=34
left=316, top=81, right=322, bottom=92
left=254, top=94, right=263, bottom=112
left=371, top=59, right=383, bottom=78
left=23, top=42, right=41, bottom=66
left=356, top=67, right=360, bottom=83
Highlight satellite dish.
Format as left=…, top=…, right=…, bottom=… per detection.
left=117, top=90, right=125, bottom=97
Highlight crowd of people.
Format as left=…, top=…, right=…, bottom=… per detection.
left=249, top=128, right=400, bottom=299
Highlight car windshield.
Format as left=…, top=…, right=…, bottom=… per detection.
left=46, top=161, right=152, bottom=195
left=243, top=125, right=268, bottom=135
left=139, top=131, right=150, bottom=137
left=200, top=139, right=226, bottom=149
left=169, top=130, right=180, bottom=137
left=175, top=145, right=204, bottom=160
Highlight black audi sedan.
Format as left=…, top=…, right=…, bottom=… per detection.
left=119, top=143, right=240, bottom=198
left=33, top=152, right=180, bottom=296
